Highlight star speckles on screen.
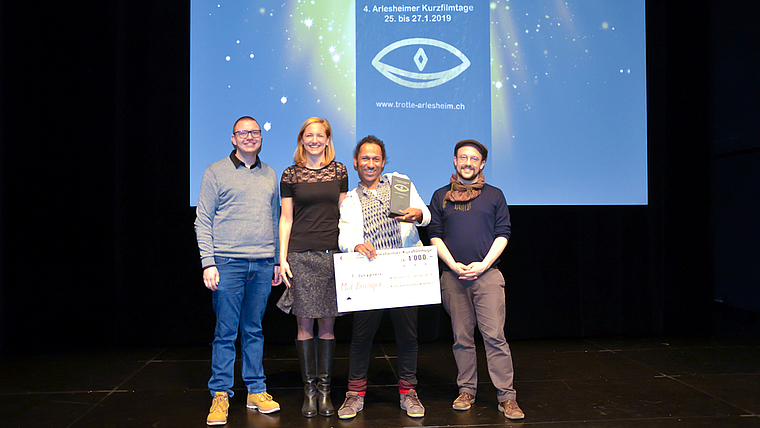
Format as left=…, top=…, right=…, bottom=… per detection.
left=490, top=1, right=604, bottom=105
left=288, top=1, right=355, bottom=119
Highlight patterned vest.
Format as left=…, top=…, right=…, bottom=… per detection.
left=356, top=177, right=402, bottom=250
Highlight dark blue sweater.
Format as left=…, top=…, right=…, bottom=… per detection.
left=428, top=183, right=511, bottom=270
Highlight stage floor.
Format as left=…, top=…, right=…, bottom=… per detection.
left=2, top=333, right=759, bottom=427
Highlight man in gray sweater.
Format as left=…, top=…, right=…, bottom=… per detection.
left=195, top=116, right=283, bottom=426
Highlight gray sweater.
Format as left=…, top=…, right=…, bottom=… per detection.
left=194, top=153, right=280, bottom=268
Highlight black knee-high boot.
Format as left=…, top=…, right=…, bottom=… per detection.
left=316, top=338, right=336, bottom=417
left=296, top=338, right=318, bottom=417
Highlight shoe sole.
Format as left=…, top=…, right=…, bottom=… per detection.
left=401, top=403, right=425, bottom=417
left=453, top=398, right=475, bottom=411
left=247, top=404, right=281, bottom=414
left=338, top=406, right=362, bottom=419
left=206, top=419, right=227, bottom=426
left=498, top=404, right=525, bottom=420
left=338, top=411, right=359, bottom=420
left=504, top=414, right=525, bottom=420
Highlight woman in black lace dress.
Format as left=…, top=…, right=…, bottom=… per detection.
left=278, top=117, right=348, bottom=418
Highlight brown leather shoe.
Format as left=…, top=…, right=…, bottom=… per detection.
left=498, top=399, right=525, bottom=420
left=452, top=392, right=475, bottom=411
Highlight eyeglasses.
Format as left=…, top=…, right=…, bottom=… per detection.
left=234, top=130, right=262, bottom=138
left=457, top=154, right=481, bottom=163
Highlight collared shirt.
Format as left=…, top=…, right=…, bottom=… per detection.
left=229, top=150, right=260, bottom=169
left=355, top=176, right=402, bottom=250
left=338, top=172, right=431, bottom=254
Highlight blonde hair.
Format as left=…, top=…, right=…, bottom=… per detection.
left=293, top=117, right=335, bottom=167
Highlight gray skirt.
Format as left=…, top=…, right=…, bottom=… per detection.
left=280, top=250, right=340, bottom=318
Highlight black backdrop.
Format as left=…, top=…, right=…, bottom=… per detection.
left=1, top=1, right=757, bottom=356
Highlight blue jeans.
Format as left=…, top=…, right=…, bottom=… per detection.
left=208, top=256, right=274, bottom=397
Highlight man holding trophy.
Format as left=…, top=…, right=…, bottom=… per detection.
left=336, top=135, right=431, bottom=419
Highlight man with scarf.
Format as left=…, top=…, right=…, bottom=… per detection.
left=428, top=139, right=525, bottom=420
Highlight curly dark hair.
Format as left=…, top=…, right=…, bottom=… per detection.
left=353, top=135, right=386, bottom=160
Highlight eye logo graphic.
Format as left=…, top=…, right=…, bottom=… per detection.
left=393, top=183, right=410, bottom=192
left=371, top=38, right=470, bottom=89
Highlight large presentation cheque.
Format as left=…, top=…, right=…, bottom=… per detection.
left=333, top=246, right=440, bottom=313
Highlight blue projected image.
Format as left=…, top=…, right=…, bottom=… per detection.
left=190, top=1, right=647, bottom=206
left=355, top=2, right=492, bottom=193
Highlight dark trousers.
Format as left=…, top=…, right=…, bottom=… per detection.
left=347, top=306, right=418, bottom=391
